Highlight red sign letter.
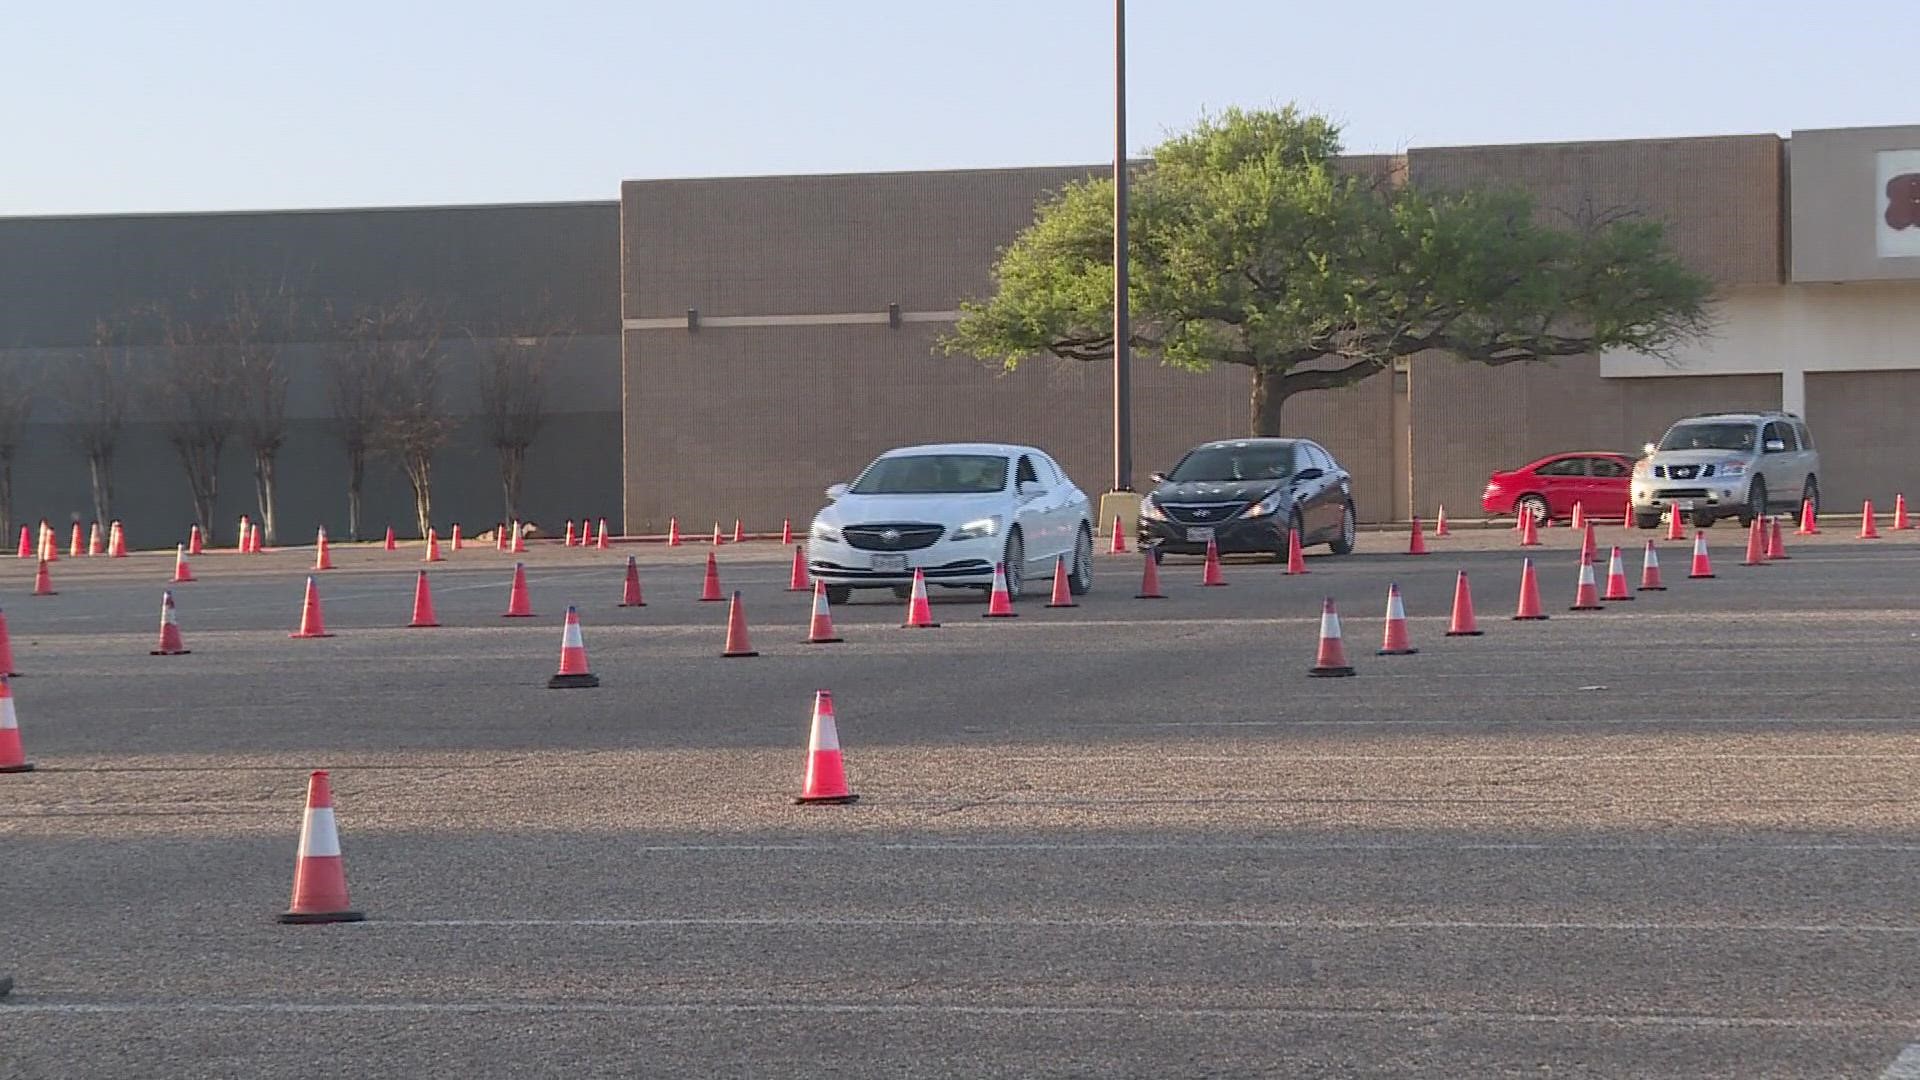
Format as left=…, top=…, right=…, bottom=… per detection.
left=1889, top=173, right=1920, bottom=231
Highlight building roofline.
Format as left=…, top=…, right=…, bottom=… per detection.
left=1409, top=131, right=1784, bottom=155
left=0, top=199, right=619, bottom=224
left=620, top=161, right=1130, bottom=188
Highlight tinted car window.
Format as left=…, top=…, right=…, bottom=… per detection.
left=1015, top=455, right=1041, bottom=485
left=1305, top=445, right=1334, bottom=472
left=1763, top=421, right=1794, bottom=451
left=1659, top=423, right=1756, bottom=452
left=1589, top=457, right=1630, bottom=479
left=1167, top=444, right=1296, bottom=482
left=851, top=454, right=1009, bottom=495
left=1794, top=421, right=1815, bottom=449
left=1533, top=458, right=1587, bottom=477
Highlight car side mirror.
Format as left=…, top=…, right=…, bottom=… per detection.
left=1148, top=471, right=1167, bottom=485
left=1016, top=480, right=1044, bottom=499
left=1294, top=467, right=1324, bottom=482
left=825, top=483, right=848, bottom=500
left=1764, top=440, right=1786, bottom=453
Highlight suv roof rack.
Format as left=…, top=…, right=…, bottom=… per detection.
left=1689, top=410, right=1800, bottom=420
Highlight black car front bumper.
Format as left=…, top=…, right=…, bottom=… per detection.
left=1138, top=514, right=1287, bottom=556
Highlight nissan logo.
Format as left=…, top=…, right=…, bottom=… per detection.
left=880, top=528, right=902, bottom=543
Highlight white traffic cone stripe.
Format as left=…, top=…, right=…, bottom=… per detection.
left=1647, top=546, right=1661, bottom=567
left=299, top=807, right=342, bottom=858
left=1321, top=611, right=1343, bottom=639
left=810, top=711, right=841, bottom=752
left=813, top=590, right=831, bottom=617
left=563, top=617, right=585, bottom=649
left=1386, top=590, right=1405, bottom=620
left=1, top=696, right=16, bottom=731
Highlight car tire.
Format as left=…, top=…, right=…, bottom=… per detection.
left=1002, top=530, right=1025, bottom=597
left=1738, top=478, right=1766, bottom=529
left=1328, top=502, right=1358, bottom=556
left=1692, top=508, right=1716, bottom=529
left=1802, top=476, right=1820, bottom=516
left=1633, top=513, right=1661, bottom=530
left=1068, top=523, right=1094, bottom=596
left=1515, top=494, right=1550, bottom=527
left=825, top=585, right=852, bottom=606
left=891, top=584, right=914, bottom=601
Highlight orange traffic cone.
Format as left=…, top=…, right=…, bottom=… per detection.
left=1201, top=539, right=1227, bottom=586
left=408, top=570, right=440, bottom=628
left=1136, top=548, right=1166, bottom=599
left=1689, top=531, right=1716, bottom=579
left=699, top=552, right=725, bottom=602
left=173, top=544, right=195, bottom=583
left=563, top=520, right=576, bottom=547
left=1601, top=546, right=1634, bottom=601
left=0, top=675, right=34, bottom=772
left=278, top=770, right=363, bottom=924
left=450, top=523, right=463, bottom=552
left=511, top=522, right=526, bottom=554
left=424, top=529, right=443, bottom=563
left=666, top=517, right=681, bottom=546
left=1520, top=509, right=1541, bottom=547
left=1045, top=555, right=1076, bottom=608
left=249, top=522, right=264, bottom=554
left=1768, top=517, right=1789, bottom=560
left=1897, top=494, right=1913, bottom=531
left=503, top=562, right=535, bottom=618
left=732, top=519, right=744, bottom=544
left=1861, top=500, right=1880, bottom=539
left=1579, top=522, right=1597, bottom=567
left=805, top=581, right=844, bottom=643
left=548, top=606, right=599, bottom=688
left=1741, top=518, right=1768, bottom=566
left=39, top=521, right=55, bottom=563
left=781, top=519, right=794, bottom=546
left=87, top=521, right=103, bottom=556
left=721, top=590, right=759, bottom=656
left=1569, top=556, right=1604, bottom=611
left=1406, top=516, right=1428, bottom=556
left=189, top=523, right=204, bottom=556
left=1639, top=540, right=1666, bottom=590
left=1284, top=528, right=1308, bottom=575
left=1622, top=495, right=1635, bottom=531
left=1666, top=503, right=1686, bottom=542
left=235, top=516, right=250, bottom=554
left=983, top=562, right=1018, bottom=617
left=1513, top=558, right=1548, bottom=620
left=151, top=591, right=191, bottom=655
left=31, top=559, right=54, bottom=597
left=15, top=525, right=29, bottom=559
left=710, top=522, right=723, bottom=547
left=384, top=526, right=397, bottom=552
left=495, top=524, right=507, bottom=552
left=787, top=545, right=810, bottom=591
left=110, top=520, right=127, bottom=558
left=1570, top=501, right=1586, bottom=530
left=1309, top=598, right=1356, bottom=677
left=795, top=690, right=857, bottom=804
left=289, top=577, right=333, bottom=638
left=619, top=556, right=645, bottom=607
left=1377, top=583, right=1417, bottom=656
left=1796, top=499, right=1819, bottom=535
left=1108, top=514, right=1128, bottom=554
left=314, top=527, right=333, bottom=571
left=0, top=606, right=15, bottom=675
left=1445, top=571, right=1482, bottom=636
left=902, top=568, right=940, bottom=628
left=596, top=519, right=610, bottom=549
left=68, top=522, right=83, bottom=558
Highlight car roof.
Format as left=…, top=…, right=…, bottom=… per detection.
left=1191, top=438, right=1301, bottom=450
left=1534, top=450, right=1633, bottom=461
left=1669, top=412, right=1800, bottom=424
left=878, top=442, right=1033, bottom=458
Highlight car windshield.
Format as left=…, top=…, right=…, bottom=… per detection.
left=1167, top=444, right=1295, bottom=483
left=1658, top=423, right=1756, bottom=452
left=850, top=454, right=1008, bottom=495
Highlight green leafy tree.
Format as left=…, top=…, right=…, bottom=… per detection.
left=946, top=106, right=1714, bottom=435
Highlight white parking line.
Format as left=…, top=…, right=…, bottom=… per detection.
left=0, top=1001, right=1904, bottom=1030
left=361, top=916, right=1920, bottom=934
left=1883, top=1045, right=1920, bottom=1078
left=610, top=840, right=1920, bottom=855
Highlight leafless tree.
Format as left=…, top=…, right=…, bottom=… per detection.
left=229, top=285, right=294, bottom=545
left=0, top=363, right=34, bottom=540
left=158, top=307, right=237, bottom=542
left=475, top=304, right=573, bottom=526
left=376, top=297, right=454, bottom=540
left=59, top=317, right=137, bottom=527
left=326, top=306, right=391, bottom=541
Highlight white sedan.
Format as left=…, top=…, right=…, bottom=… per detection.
left=808, top=442, right=1096, bottom=604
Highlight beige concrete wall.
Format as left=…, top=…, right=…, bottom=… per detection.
left=1788, top=125, right=1920, bottom=282
left=1803, top=371, right=1920, bottom=508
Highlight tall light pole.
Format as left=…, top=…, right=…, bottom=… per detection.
left=1111, top=0, right=1132, bottom=493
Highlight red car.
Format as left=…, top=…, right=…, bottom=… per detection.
left=1481, top=452, right=1636, bottom=524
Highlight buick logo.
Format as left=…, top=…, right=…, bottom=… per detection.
left=881, top=528, right=902, bottom=543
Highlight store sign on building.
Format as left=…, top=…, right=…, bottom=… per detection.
left=1879, top=149, right=1920, bottom=257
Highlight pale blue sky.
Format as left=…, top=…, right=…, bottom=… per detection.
left=4, top=0, right=1911, bottom=214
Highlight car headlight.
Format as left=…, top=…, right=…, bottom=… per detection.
left=952, top=516, right=1000, bottom=541
left=1719, top=461, right=1747, bottom=477
left=1632, top=460, right=1651, bottom=478
left=1139, top=497, right=1166, bottom=521
left=810, top=520, right=842, bottom=543
left=1241, top=490, right=1287, bottom=519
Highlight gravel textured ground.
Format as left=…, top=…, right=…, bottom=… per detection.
left=2, top=524, right=1916, bottom=1078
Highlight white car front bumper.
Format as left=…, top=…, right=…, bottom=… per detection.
left=806, top=533, right=1004, bottom=589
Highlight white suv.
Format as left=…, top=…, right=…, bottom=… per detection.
left=807, top=443, right=1096, bottom=604
left=1632, top=412, right=1820, bottom=529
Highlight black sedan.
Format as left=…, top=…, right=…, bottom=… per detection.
left=1137, top=438, right=1358, bottom=558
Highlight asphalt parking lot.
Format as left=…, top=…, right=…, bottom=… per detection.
left=2, top=522, right=1917, bottom=1078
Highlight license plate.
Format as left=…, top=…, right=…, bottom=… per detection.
left=871, top=554, right=909, bottom=573
left=1677, top=501, right=1694, bottom=511
left=1185, top=527, right=1215, bottom=543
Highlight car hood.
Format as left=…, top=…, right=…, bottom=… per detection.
left=1150, top=479, right=1282, bottom=504
left=815, top=491, right=1009, bottom=527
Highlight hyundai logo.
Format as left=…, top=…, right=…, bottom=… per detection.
left=880, top=528, right=902, bottom=543
left=1193, top=510, right=1211, bottom=519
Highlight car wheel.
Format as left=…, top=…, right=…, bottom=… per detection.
left=1328, top=502, right=1357, bottom=556
left=1802, top=476, right=1820, bottom=516
left=1515, top=494, right=1550, bottom=527
left=1692, top=508, right=1716, bottom=529
left=1001, top=530, right=1025, bottom=597
left=1633, top=513, right=1661, bottom=530
left=1738, top=478, right=1766, bottom=528
left=891, top=584, right=914, bottom=601
left=1068, top=524, right=1094, bottom=596
left=825, top=585, right=852, bottom=606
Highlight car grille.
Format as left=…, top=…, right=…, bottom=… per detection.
left=1161, top=502, right=1249, bottom=525
left=842, top=523, right=945, bottom=551
left=1655, top=488, right=1710, bottom=499
left=1656, top=464, right=1715, bottom=480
